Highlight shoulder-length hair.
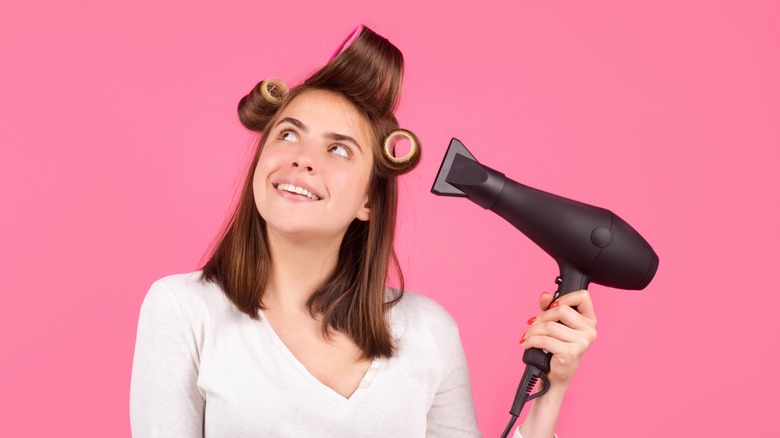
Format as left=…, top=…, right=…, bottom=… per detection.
left=200, top=26, right=421, bottom=359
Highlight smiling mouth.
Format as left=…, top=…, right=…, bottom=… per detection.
left=274, top=183, right=321, bottom=201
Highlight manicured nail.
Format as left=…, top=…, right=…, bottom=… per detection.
left=549, top=301, right=559, bottom=309
left=527, top=316, right=536, bottom=325
left=519, top=333, right=526, bottom=344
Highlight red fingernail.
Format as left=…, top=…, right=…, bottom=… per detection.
left=527, top=317, right=536, bottom=325
left=549, top=301, right=559, bottom=309
left=519, top=332, right=526, bottom=344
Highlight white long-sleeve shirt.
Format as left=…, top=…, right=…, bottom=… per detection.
left=130, top=271, right=526, bottom=437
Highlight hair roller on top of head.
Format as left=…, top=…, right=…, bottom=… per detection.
left=306, top=26, right=404, bottom=117
left=330, top=25, right=364, bottom=61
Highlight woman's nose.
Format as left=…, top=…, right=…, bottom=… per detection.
left=292, top=160, right=314, bottom=172
left=291, top=146, right=315, bottom=172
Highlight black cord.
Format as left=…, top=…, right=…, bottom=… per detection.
left=528, top=373, right=549, bottom=402
left=501, top=415, right=518, bottom=438
left=499, top=366, right=550, bottom=438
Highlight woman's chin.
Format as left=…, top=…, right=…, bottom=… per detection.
left=265, top=223, right=346, bottom=244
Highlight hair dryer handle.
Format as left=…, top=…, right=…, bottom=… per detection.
left=553, top=263, right=591, bottom=301
left=522, top=346, right=552, bottom=372
left=522, top=266, right=589, bottom=378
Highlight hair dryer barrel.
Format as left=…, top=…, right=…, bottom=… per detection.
left=432, top=138, right=658, bottom=291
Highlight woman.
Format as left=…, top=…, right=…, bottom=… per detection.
left=129, top=25, right=597, bottom=438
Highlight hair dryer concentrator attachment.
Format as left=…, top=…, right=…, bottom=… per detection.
left=431, top=138, right=659, bottom=437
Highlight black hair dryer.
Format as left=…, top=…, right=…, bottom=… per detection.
left=431, top=138, right=659, bottom=436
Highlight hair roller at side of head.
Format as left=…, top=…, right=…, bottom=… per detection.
left=260, top=78, right=289, bottom=105
left=384, top=129, right=419, bottom=164
left=382, top=129, right=422, bottom=174
left=237, top=78, right=289, bottom=132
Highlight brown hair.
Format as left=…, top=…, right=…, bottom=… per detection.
left=199, top=26, right=421, bottom=359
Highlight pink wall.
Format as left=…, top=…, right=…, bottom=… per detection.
left=2, top=0, right=778, bottom=436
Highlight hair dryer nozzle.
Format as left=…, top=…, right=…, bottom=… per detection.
left=432, top=138, right=508, bottom=210
left=431, top=138, right=478, bottom=197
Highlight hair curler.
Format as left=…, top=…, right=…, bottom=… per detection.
left=431, top=138, right=659, bottom=437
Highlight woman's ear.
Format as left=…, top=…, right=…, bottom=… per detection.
left=356, top=198, right=370, bottom=221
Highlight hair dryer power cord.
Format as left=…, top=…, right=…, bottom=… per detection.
left=500, top=363, right=551, bottom=438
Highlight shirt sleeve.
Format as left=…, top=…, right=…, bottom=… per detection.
left=130, top=280, right=205, bottom=437
left=513, top=428, right=559, bottom=438
left=425, top=323, right=482, bottom=437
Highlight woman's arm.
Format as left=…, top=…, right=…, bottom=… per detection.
left=517, top=290, right=598, bottom=438
left=129, top=280, right=205, bottom=437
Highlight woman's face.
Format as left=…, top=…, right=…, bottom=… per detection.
left=253, top=89, right=375, bottom=242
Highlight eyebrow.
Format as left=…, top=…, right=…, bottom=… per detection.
left=276, top=117, right=306, bottom=131
left=275, top=117, right=363, bottom=153
left=325, top=132, right=363, bottom=153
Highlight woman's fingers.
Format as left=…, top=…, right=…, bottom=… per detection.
left=520, top=334, right=569, bottom=356
left=533, top=290, right=597, bottom=328
left=557, top=289, right=597, bottom=322
left=523, top=319, right=585, bottom=344
left=538, top=291, right=554, bottom=311
left=521, top=332, right=590, bottom=385
left=533, top=304, right=596, bottom=332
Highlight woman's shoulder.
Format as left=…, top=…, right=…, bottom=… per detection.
left=392, top=290, right=455, bottom=320
left=140, top=270, right=239, bottom=323
left=389, top=290, right=461, bottom=340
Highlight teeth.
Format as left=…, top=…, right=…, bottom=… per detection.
left=277, top=183, right=320, bottom=200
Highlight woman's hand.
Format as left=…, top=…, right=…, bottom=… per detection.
left=520, top=290, right=598, bottom=391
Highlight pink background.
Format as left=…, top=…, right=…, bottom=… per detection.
left=2, top=0, right=778, bottom=436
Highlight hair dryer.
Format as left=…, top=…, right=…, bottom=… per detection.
left=431, top=138, right=659, bottom=437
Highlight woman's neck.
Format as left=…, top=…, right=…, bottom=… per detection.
left=263, top=230, right=343, bottom=314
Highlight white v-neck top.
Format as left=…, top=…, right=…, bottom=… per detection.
left=130, top=271, right=524, bottom=437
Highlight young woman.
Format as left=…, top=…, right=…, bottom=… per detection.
left=130, top=25, right=597, bottom=438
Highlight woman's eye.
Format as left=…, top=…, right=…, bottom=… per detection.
left=280, top=130, right=298, bottom=142
left=329, top=144, right=350, bottom=158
